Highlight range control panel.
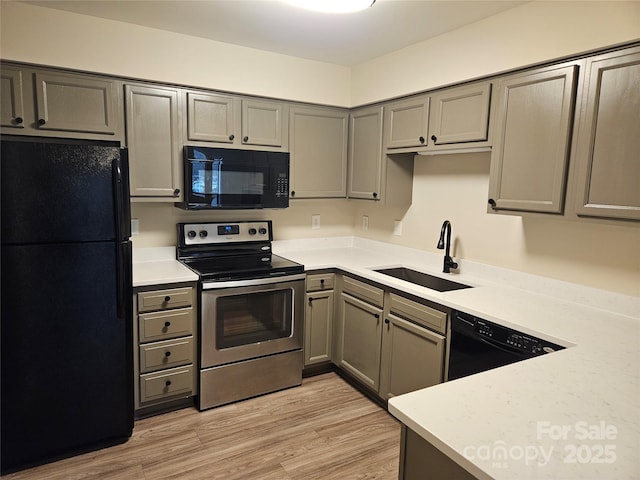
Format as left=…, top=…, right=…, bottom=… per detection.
left=179, top=221, right=272, bottom=245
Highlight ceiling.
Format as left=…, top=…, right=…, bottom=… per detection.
left=21, top=0, right=526, bottom=66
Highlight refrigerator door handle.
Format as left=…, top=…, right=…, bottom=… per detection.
left=116, top=242, right=132, bottom=320
left=113, top=148, right=131, bottom=240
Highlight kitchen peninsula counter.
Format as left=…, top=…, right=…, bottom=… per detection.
left=273, top=236, right=640, bottom=480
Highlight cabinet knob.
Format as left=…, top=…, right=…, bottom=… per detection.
left=488, top=198, right=496, bottom=208
left=164, top=351, right=171, bottom=357
left=320, top=279, right=325, bottom=285
left=243, top=136, right=249, bottom=142
left=419, top=136, right=425, bottom=144
left=384, top=318, right=390, bottom=325
left=38, top=118, right=46, bottom=126
left=164, top=296, right=171, bottom=302
left=15, top=117, right=23, bottom=125
left=290, top=191, right=296, bottom=197
left=374, top=313, right=380, bottom=319
left=372, top=192, right=378, bottom=199
left=165, top=380, right=172, bottom=387
left=431, top=135, right=437, bottom=142
left=164, top=321, right=171, bottom=328
left=173, top=189, right=180, bottom=197
left=229, top=134, right=235, bottom=141
left=308, top=297, right=313, bottom=305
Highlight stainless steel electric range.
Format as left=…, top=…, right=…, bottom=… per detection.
left=176, top=220, right=305, bottom=410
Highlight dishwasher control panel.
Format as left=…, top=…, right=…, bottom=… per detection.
left=460, top=313, right=564, bottom=356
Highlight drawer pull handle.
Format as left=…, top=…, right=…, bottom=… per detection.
left=164, top=351, right=171, bottom=357
left=164, top=321, right=171, bottom=328
left=164, top=296, right=171, bottom=302
left=165, top=380, right=172, bottom=387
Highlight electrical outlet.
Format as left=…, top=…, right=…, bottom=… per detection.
left=362, top=215, right=369, bottom=230
left=131, top=218, right=139, bottom=235
left=393, top=220, right=403, bottom=236
left=311, top=214, right=321, bottom=229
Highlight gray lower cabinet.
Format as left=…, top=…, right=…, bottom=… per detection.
left=289, top=105, right=348, bottom=198
left=304, top=273, right=335, bottom=366
left=572, top=46, right=640, bottom=221
left=379, top=294, right=446, bottom=401
left=185, top=91, right=287, bottom=149
left=1, top=64, right=123, bottom=140
left=134, top=285, right=197, bottom=416
left=488, top=62, right=579, bottom=214
left=335, top=275, right=448, bottom=399
left=125, top=83, right=183, bottom=200
left=399, top=426, right=478, bottom=480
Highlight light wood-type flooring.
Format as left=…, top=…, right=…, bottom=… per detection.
left=3, top=373, right=401, bottom=480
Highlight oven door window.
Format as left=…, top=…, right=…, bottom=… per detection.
left=216, top=288, right=293, bottom=349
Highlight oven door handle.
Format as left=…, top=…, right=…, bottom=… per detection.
left=202, top=273, right=306, bottom=289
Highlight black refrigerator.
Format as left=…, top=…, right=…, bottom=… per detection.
left=1, top=137, right=134, bottom=473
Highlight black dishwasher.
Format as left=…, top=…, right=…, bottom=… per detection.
left=447, top=310, right=565, bottom=381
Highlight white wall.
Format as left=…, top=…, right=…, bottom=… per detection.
left=0, top=1, right=351, bottom=106
left=351, top=1, right=640, bottom=105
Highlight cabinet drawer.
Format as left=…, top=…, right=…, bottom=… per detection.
left=342, top=276, right=383, bottom=307
left=138, top=287, right=192, bottom=313
left=307, top=273, right=335, bottom=292
left=139, top=336, right=194, bottom=373
left=389, top=294, right=447, bottom=335
left=140, top=365, right=193, bottom=403
left=139, top=307, right=194, bottom=342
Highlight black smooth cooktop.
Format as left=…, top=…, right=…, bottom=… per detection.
left=182, top=253, right=304, bottom=281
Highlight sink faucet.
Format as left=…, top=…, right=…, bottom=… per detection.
left=437, top=220, right=458, bottom=273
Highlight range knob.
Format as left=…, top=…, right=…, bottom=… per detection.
left=187, top=230, right=196, bottom=239
left=199, top=230, right=208, bottom=238
left=248, top=228, right=257, bottom=235
left=259, top=227, right=267, bottom=235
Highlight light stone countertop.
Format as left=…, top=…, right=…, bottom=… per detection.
left=132, top=247, right=198, bottom=287
left=272, top=236, right=640, bottom=480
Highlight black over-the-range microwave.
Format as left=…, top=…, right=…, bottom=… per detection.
left=176, top=146, right=290, bottom=210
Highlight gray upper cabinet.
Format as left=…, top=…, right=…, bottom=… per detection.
left=186, top=92, right=236, bottom=143
left=289, top=105, right=348, bottom=198
left=0, top=64, right=123, bottom=141
left=572, top=46, right=640, bottom=221
left=428, top=82, right=491, bottom=147
left=185, top=91, right=287, bottom=150
left=384, top=95, right=429, bottom=149
left=488, top=63, right=578, bottom=214
left=125, top=84, right=182, bottom=200
left=1, top=67, right=25, bottom=129
left=348, top=106, right=383, bottom=200
left=242, top=99, right=285, bottom=147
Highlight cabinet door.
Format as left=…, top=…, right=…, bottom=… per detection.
left=186, top=92, right=237, bottom=143
left=125, top=84, right=182, bottom=198
left=242, top=99, right=284, bottom=147
left=348, top=106, right=383, bottom=200
left=384, top=96, right=429, bottom=149
left=337, top=292, right=383, bottom=391
left=573, top=47, right=640, bottom=221
left=429, top=82, right=491, bottom=145
left=0, top=67, right=25, bottom=129
left=488, top=64, right=578, bottom=214
left=34, top=71, right=119, bottom=135
left=379, top=313, right=444, bottom=401
left=289, top=106, right=348, bottom=198
left=304, top=290, right=334, bottom=366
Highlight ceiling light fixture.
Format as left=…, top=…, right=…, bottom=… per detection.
left=285, top=0, right=376, bottom=14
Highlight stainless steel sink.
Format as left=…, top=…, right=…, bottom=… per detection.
left=374, top=267, right=472, bottom=292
